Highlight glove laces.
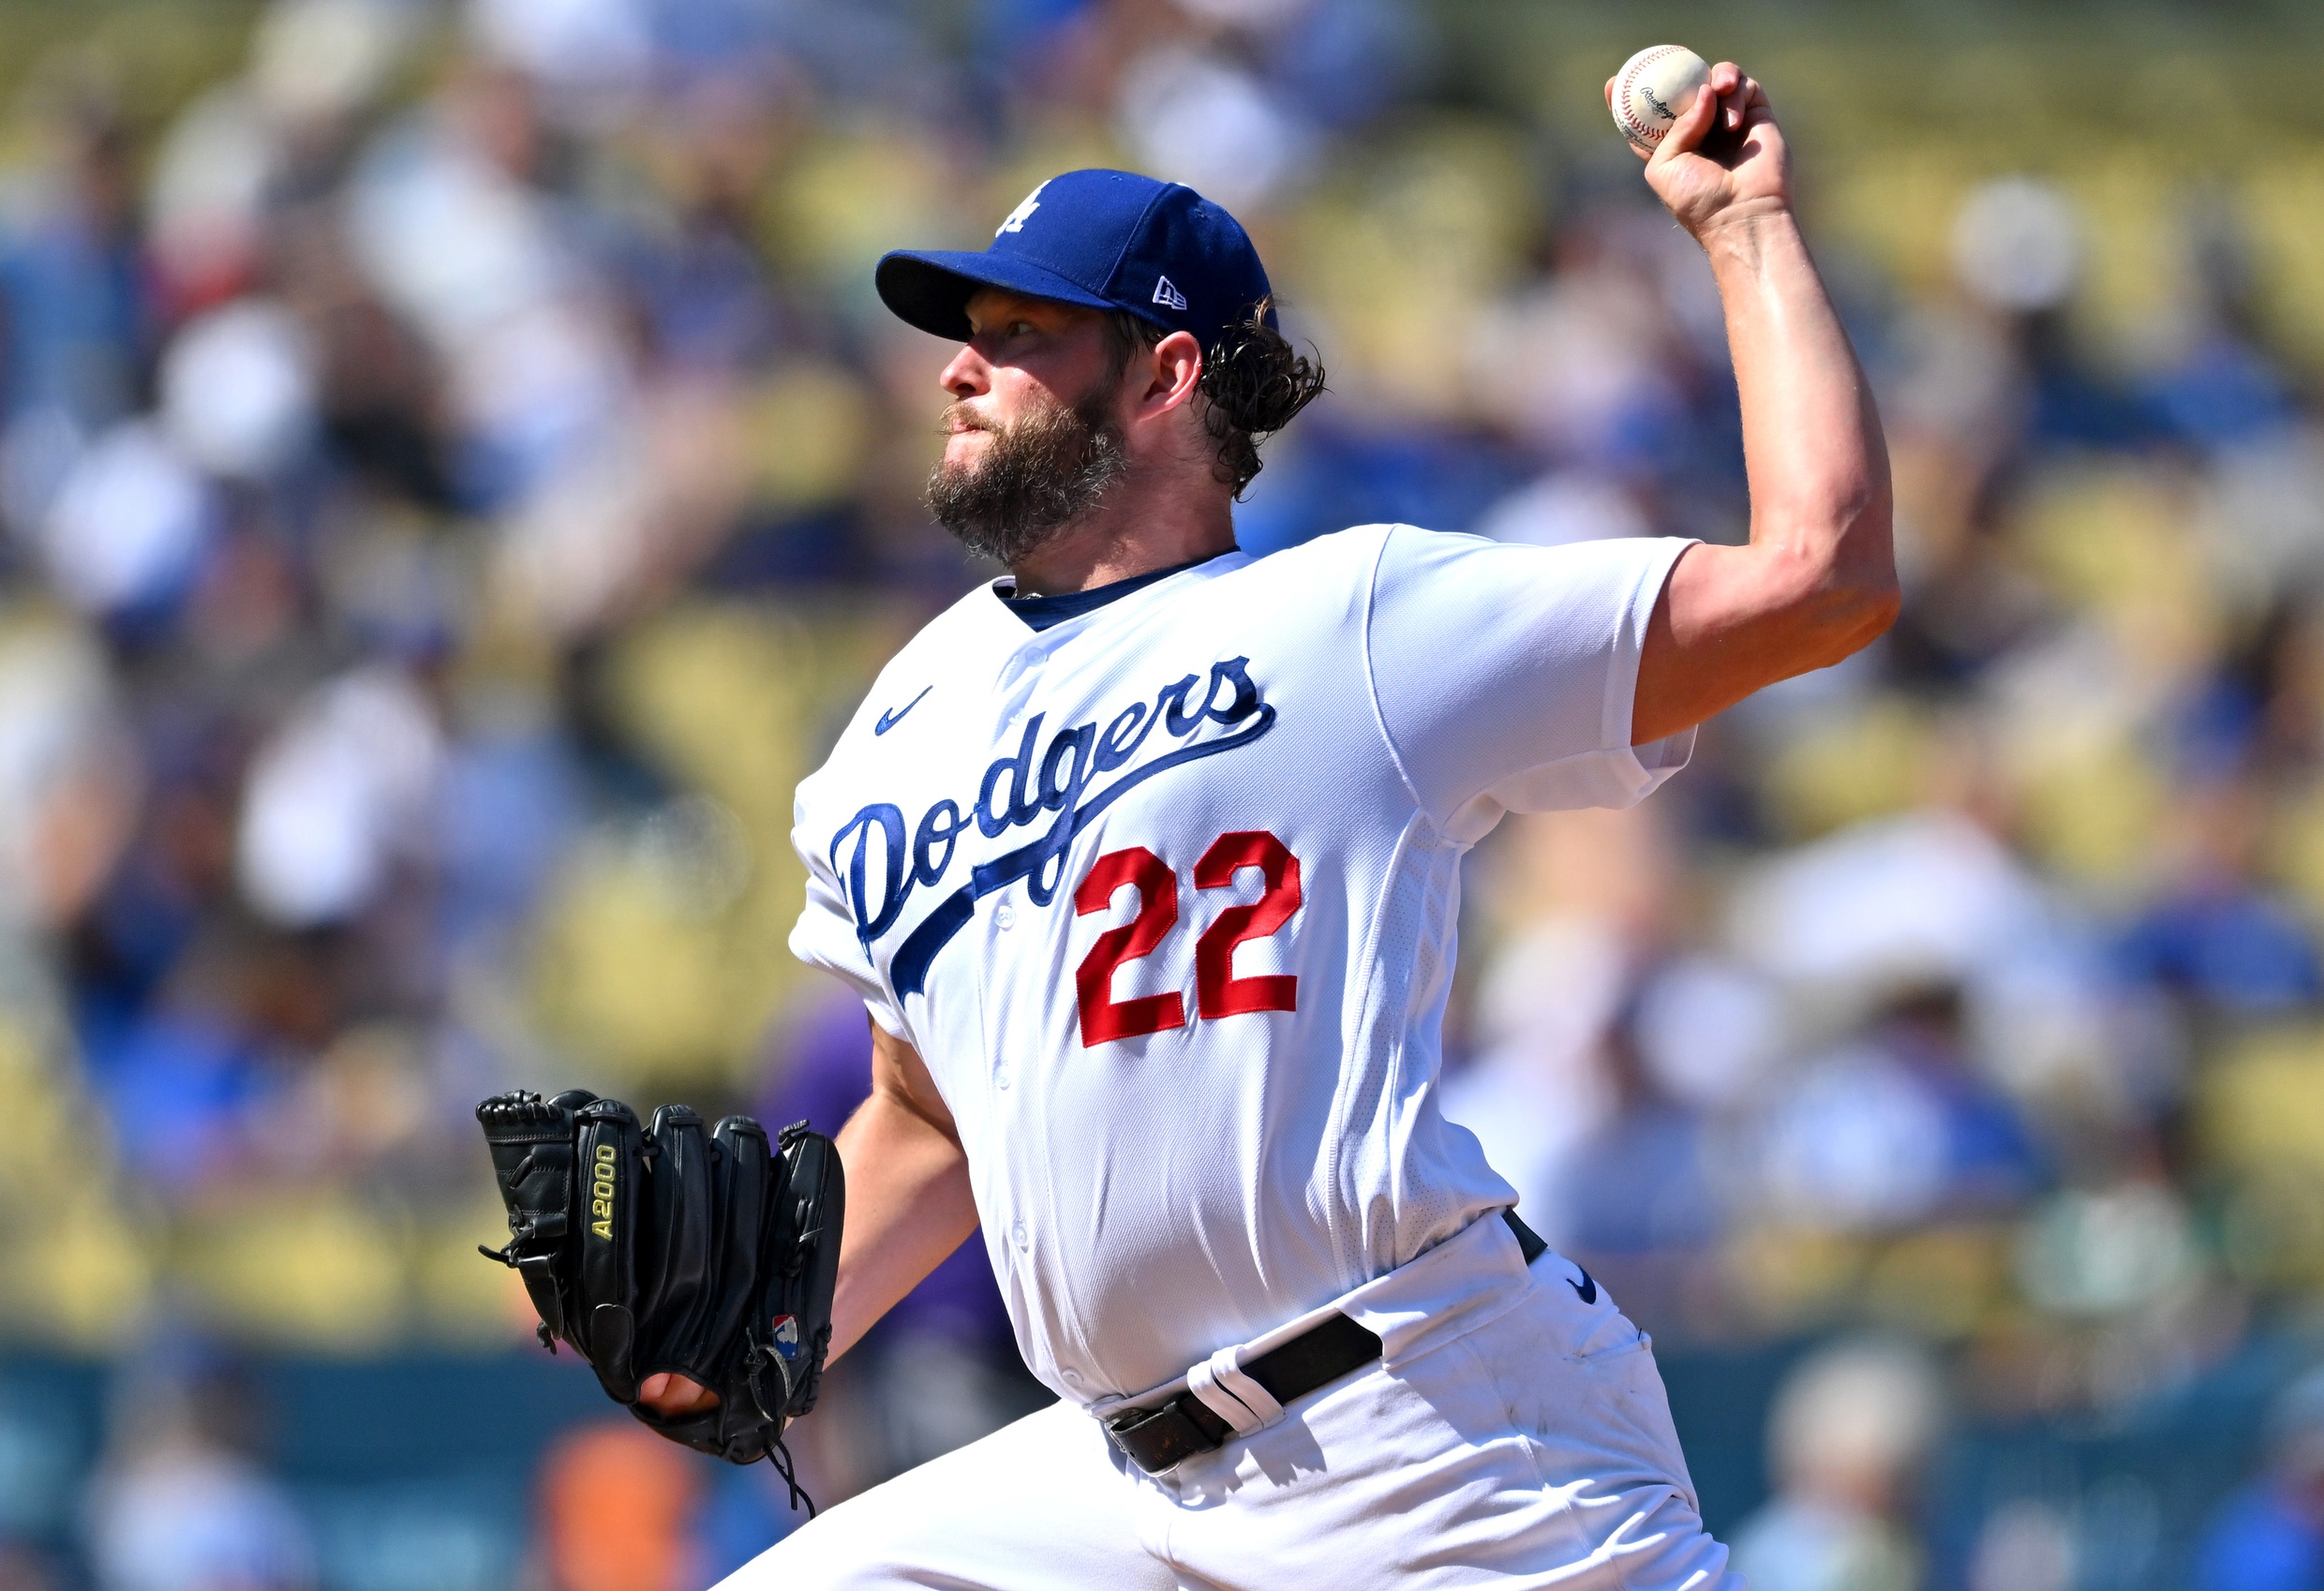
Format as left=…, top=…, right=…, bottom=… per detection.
left=765, top=1434, right=815, bottom=1518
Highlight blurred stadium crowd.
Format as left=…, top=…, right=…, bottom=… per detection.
left=2, top=0, right=2324, bottom=1587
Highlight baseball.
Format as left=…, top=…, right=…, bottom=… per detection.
left=1611, top=44, right=1711, bottom=152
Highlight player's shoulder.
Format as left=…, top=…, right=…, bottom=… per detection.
left=1199, top=525, right=1403, bottom=606
left=1364, top=524, right=1685, bottom=588
left=887, top=577, right=1006, bottom=668
left=1247, top=522, right=1404, bottom=574
left=1242, top=522, right=1537, bottom=584
left=820, top=579, right=1006, bottom=745
left=1205, top=523, right=1559, bottom=623
left=1234, top=522, right=1548, bottom=604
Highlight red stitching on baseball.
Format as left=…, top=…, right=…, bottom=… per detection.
left=1618, top=45, right=1689, bottom=145
left=1621, top=48, right=1681, bottom=140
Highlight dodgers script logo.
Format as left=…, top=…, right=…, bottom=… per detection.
left=830, top=658, right=1275, bottom=997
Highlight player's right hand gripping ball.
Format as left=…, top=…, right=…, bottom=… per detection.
left=475, top=1090, right=844, bottom=1465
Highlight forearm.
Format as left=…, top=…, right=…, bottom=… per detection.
left=1706, top=203, right=1894, bottom=619
left=827, top=1083, right=979, bottom=1363
left=1625, top=64, right=1899, bottom=743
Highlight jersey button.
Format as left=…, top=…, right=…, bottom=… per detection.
left=1012, top=1221, right=1030, bottom=1251
left=994, top=901, right=1016, bottom=929
left=994, top=1064, right=1011, bottom=1090
left=1060, top=1369, right=1083, bottom=1387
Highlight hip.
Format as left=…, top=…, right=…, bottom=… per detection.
left=1145, top=1240, right=1731, bottom=1587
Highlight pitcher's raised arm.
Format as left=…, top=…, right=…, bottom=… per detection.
left=1620, top=61, right=1898, bottom=745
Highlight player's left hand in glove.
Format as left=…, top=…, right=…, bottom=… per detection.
left=474, top=1089, right=843, bottom=1494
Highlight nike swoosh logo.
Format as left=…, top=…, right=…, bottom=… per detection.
left=1570, top=1266, right=1598, bottom=1305
left=875, top=687, right=931, bottom=736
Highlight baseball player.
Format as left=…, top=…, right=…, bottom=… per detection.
left=649, top=60, right=1893, bottom=1588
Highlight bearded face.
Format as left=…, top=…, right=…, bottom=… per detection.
left=925, top=372, right=1129, bottom=567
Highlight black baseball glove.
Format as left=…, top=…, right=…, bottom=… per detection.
left=475, top=1089, right=843, bottom=1492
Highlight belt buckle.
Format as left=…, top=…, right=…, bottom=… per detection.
left=1105, top=1396, right=1223, bottom=1475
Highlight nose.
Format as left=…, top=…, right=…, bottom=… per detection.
left=940, top=344, right=990, bottom=400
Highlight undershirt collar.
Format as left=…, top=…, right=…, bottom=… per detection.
left=996, top=558, right=1207, bottom=632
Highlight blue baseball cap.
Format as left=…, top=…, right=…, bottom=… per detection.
left=875, top=169, right=1277, bottom=349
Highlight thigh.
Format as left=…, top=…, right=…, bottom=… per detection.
left=716, top=1400, right=1173, bottom=1591
left=1161, top=1273, right=1740, bottom=1591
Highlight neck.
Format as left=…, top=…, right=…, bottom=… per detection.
left=1006, top=492, right=1236, bottom=596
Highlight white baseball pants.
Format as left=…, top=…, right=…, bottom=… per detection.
left=716, top=1215, right=1739, bottom=1590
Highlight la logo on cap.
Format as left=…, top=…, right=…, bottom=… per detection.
left=1153, top=275, right=1188, bottom=311
left=997, top=183, right=1047, bottom=237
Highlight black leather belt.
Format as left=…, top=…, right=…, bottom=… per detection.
left=1104, top=1209, right=1548, bottom=1474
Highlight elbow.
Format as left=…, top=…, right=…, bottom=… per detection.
left=1775, top=497, right=1899, bottom=670
left=1836, top=564, right=1901, bottom=658
left=1836, top=489, right=1900, bottom=650
left=1791, top=587, right=1894, bottom=676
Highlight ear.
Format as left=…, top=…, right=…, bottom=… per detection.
left=1133, top=330, right=1204, bottom=421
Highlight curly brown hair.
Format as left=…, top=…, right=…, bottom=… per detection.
left=1103, top=302, right=1327, bottom=498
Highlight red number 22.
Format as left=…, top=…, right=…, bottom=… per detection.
left=1072, top=830, right=1302, bottom=1048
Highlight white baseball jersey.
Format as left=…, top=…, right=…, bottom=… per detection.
left=789, top=525, right=1694, bottom=1405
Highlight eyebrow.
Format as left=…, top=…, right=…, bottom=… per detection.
left=968, top=303, right=1041, bottom=330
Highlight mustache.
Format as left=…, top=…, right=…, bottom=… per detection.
left=938, top=401, right=998, bottom=436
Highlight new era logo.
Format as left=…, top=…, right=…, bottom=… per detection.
left=1153, top=275, right=1188, bottom=311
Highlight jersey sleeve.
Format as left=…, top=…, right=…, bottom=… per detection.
left=1363, top=527, right=1696, bottom=837
left=789, top=816, right=910, bottom=1040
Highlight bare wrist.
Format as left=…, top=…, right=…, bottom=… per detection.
left=1693, top=198, right=1797, bottom=257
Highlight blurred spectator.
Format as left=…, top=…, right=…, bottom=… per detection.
left=2196, top=1368, right=2324, bottom=1591
left=1967, top=1499, right=2077, bottom=1591
left=1730, top=1338, right=1946, bottom=1591
left=235, top=665, right=441, bottom=929
left=0, top=84, right=146, bottom=433
left=2116, top=781, right=2323, bottom=1019
left=82, top=1356, right=314, bottom=1591
left=1754, top=983, right=2043, bottom=1234
left=538, top=1422, right=698, bottom=1591
left=1544, top=987, right=1730, bottom=1331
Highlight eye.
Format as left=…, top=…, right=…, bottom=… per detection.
left=1008, top=320, right=1035, bottom=337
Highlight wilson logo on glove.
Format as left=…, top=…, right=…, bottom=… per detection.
left=590, top=1143, right=617, bottom=1239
